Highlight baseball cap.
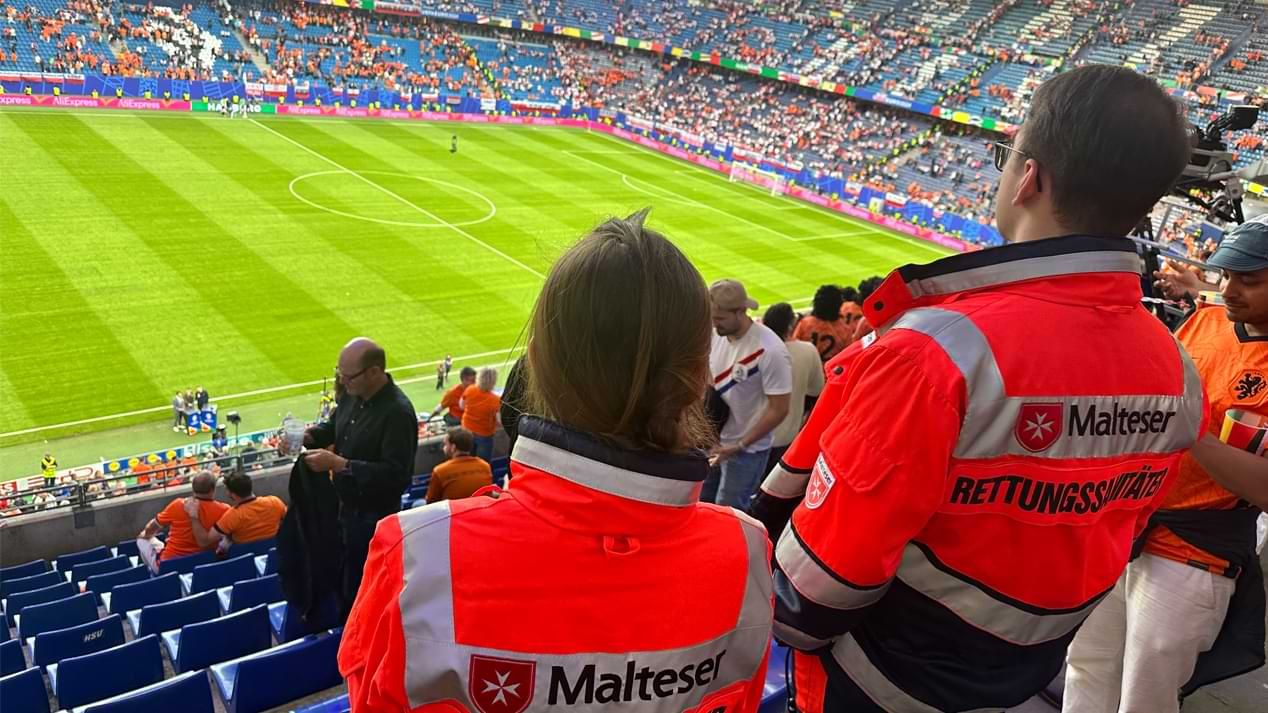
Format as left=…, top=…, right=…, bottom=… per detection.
left=1208, top=214, right=1268, bottom=273
left=710, top=279, right=758, bottom=311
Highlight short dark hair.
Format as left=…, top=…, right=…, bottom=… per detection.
left=762, top=303, right=796, bottom=339
left=811, top=285, right=844, bottom=321
left=840, top=286, right=859, bottom=305
left=223, top=472, right=253, bottom=498
left=1019, top=64, right=1191, bottom=235
left=361, top=346, right=386, bottom=372
left=459, top=366, right=477, bottom=380
left=446, top=427, right=475, bottom=454
left=858, top=276, right=883, bottom=302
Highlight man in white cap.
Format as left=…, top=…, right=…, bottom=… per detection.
left=708, top=279, right=791, bottom=509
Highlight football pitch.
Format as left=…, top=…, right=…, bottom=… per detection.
left=0, top=107, right=950, bottom=476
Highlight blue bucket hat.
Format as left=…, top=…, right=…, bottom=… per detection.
left=1208, top=214, right=1268, bottom=272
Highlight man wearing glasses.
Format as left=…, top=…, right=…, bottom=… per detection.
left=756, top=65, right=1209, bottom=712
left=302, top=337, right=418, bottom=616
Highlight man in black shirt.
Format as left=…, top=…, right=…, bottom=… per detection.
left=302, top=337, right=418, bottom=613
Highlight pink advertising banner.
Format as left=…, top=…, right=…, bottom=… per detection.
left=0, top=94, right=190, bottom=111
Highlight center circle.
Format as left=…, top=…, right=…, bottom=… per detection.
left=288, top=170, right=497, bottom=228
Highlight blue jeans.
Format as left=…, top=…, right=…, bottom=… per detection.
left=473, top=435, right=494, bottom=463
left=715, top=447, right=770, bottom=510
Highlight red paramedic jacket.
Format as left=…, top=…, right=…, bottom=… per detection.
left=338, top=416, right=774, bottom=713
left=754, top=236, right=1208, bottom=711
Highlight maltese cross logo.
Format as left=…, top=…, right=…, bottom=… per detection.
left=469, top=655, right=535, bottom=713
left=1016, top=403, right=1063, bottom=453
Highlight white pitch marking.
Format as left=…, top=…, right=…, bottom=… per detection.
left=287, top=170, right=497, bottom=228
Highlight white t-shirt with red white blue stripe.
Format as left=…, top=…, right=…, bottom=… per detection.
left=710, top=322, right=793, bottom=453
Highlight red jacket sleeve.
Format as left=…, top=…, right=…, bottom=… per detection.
left=339, top=514, right=411, bottom=713
left=772, top=335, right=963, bottom=649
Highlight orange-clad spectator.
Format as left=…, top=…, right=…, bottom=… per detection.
left=425, top=427, right=493, bottom=503
left=132, top=460, right=153, bottom=487
left=185, top=472, right=286, bottom=552
left=792, top=285, right=853, bottom=362
left=429, top=366, right=476, bottom=426
left=137, top=471, right=228, bottom=571
left=461, top=367, right=501, bottom=462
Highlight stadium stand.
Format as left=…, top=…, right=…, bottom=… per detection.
left=162, top=603, right=272, bottom=673
left=0, top=559, right=50, bottom=582
left=0, top=638, right=24, bottom=676
left=0, top=667, right=50, bottom=713
left=75, top=669, right=216, bottom=713
left=5, top=581, right=76, bottom=628
left=48, top=634, right=165, bottom=709
left=17, top=591, right=99, bottom=641
left=127, top=588, right=221, bottom=638
left=29, top=614, right=126, bottom=669
left=100, top=571, right=181, bottom=615
left=180, top=552, right=258, bottom=595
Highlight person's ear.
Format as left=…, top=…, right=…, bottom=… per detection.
left=1010, top=158, right=1044, bottom=206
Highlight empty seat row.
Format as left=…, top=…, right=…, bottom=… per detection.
left=0, top=628, right=343, bottom=713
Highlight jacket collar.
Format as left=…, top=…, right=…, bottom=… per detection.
left=865, top=235, right=1143, bottom=329
left=507, top=417, right=709, bottom=535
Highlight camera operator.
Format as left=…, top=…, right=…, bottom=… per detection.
left=752, top=65, right=1207, bottom=712
left=1065, top=215, right=1268, bottom=712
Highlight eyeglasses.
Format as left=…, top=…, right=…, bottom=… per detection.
left=992, top=140, right=1031, bottom=172
left=992, top=140, right=1043, bottom=191
left=337, top=366, right=370, bottom=382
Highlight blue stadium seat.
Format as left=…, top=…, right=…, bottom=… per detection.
left=68, top=555, right=132, bottom=585
left=0, top=615, right=8, bottom=642
left=102, top=572, right=181, bottom=615
left=0, top=559, right=49, bottom=582
left=181, top=553, right=257, bottom=595
left=30, top=615, right=125, bottom=669
left=227, top=537, right=277, bottom=558
left=293, top=692, right=349, bottom=713
left=49, top=635, right=164, bottom=710
left=267, top=599, right=340, bottom=643
left=254, top=549, right=277, bottom=577
left=5, top=581, right=75, bottom=628
left=0, top=666, right=48, bottom=713
left=72, top=669, right=214, bottom=713
left=113, top=540, right=141, bottom=560
left=760, top=642, right=790, bottom=713
left=0, top=638, right=24, bottom=676
left=212, top=629, right=343, bottom=713
left=17, top=591, right=97, bottom=641
left=218, top=573, right=283, bottom=614
left=54, top=545, right=111, bottom=573
left=85, top=565, right=149, bottom=602
left=157, top=549, right=216, bottom=576
left=0, top=569, right=62, bottom=601
left=162, top=604, right=271, bottom=673
left=127, top=590, right=220, bottom=639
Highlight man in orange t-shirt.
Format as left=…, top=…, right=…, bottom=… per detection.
left=185, top=472, right=287, bottom=552
left=1067, top=216, right=1268, bottom=710
left=426, top=428, right=493, bottom=503
left=138, top=471, right=228, bottom=569
left=792, top=285, right=853, bottom=361
left=429, top=366, right=475, bottom=426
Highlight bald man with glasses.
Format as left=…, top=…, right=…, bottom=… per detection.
left=300, top=337, right=418, bottom=616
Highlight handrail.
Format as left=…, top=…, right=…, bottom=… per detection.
left=0, top=449, right=287, bottom=519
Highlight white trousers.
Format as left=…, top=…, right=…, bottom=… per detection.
left=1062, top=553, right=1236, bottom=713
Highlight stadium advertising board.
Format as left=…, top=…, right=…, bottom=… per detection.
left=0, top=94, right=190, bottom=111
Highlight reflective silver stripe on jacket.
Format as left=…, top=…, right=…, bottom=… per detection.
left=760, top=463, right=811, bottom=499
left=831, top=633, right=1004, bottom=713
left=511, top=435, right=703, bottom=507
left=776, top=524, right=889, bottom=610
left=903, top=251, right=1143, bottom=300
left=398, top=502, right=772, bottom=711
left=896, top=544, right=1107, bottom=645
left=889, top=308, right=1205, bottom=460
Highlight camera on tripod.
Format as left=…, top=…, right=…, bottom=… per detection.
left=1174, top=104, right=1260, bottom=225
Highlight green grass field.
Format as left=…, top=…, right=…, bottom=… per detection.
left=0, top=107, right=950, bottom=478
